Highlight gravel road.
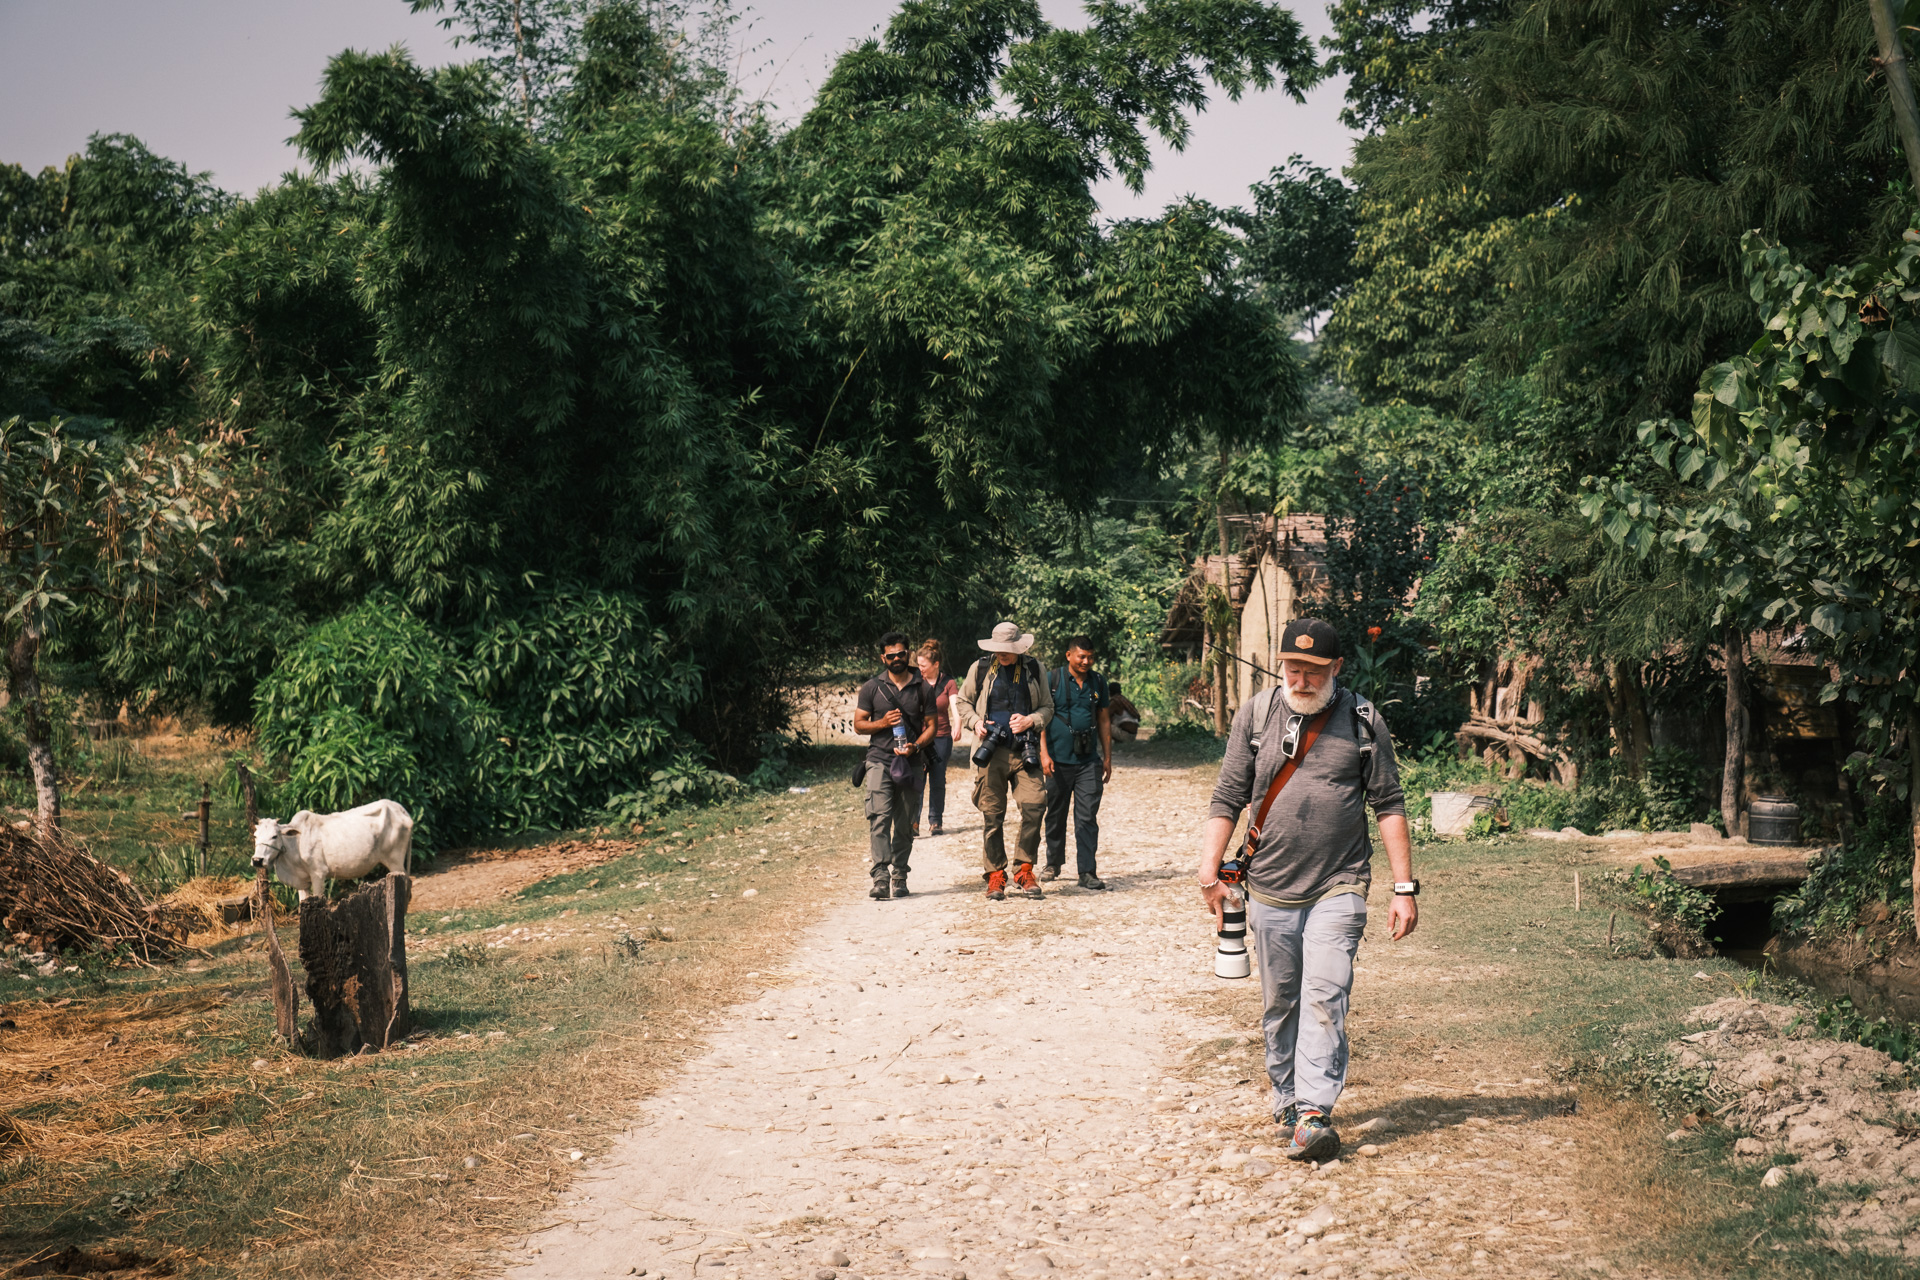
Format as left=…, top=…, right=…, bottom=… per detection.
left=501, top=754, right=1623, bottom=1280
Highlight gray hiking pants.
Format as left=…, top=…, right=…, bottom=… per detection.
left=1247, top=891, right=1367, bottom=1117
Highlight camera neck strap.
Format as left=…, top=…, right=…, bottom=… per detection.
left=1241, top=705, right=1333, bottom=857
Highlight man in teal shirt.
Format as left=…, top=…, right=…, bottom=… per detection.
left=1039, top=635, right=1112, bottom=890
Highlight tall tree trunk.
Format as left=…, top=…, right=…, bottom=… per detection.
left=1611, top=660, right=1652, bottom=780
left=1910, top=707, right=1920, bottom=941
left=1722, top=625, right=1746, bottom=835
left=4, top=616, right=60, bottom=836
left=1215, top=482, right=1232, bottom=736
left=1869, top=0, right=1920, bottom=192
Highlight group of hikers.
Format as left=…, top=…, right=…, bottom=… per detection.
left=853, top=622, right=1141, bottom=900
left=852, top=615, right=1421, bottom=1165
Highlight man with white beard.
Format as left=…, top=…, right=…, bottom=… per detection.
left=1196, top=618, right=1418, bottom=1163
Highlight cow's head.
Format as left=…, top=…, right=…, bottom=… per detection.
left=252, top=817, right=292, bottom=870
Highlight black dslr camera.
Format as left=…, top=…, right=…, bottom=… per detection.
left=972, top=721, right=1042, bottom=771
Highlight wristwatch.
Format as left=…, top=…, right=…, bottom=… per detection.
left=1392, top=880, right=1420, bottom=897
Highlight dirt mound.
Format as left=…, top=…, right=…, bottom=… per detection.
left=1675, top=997, right=1920, bottom=1255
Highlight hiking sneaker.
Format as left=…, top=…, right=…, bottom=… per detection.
left=986, top=869, right=1007, bottom=901
left=1012, top=863, right=1045, bottom=899
left=1284, top=1107, right=1340, bottom=1163
left=1039, top=862, right=1062, bottom=881
left=1277, top=1102, right=1300, bottom=1131
left=869, top=878, right=891, bottom=901
left=1078, top=872, right=1107, bottom=891
left=892, top=876, right=911, bottom=897
left=929, top=822, right=944, bottom=836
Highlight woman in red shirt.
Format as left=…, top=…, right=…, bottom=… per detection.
left=914, top=639, right=958, bottom=836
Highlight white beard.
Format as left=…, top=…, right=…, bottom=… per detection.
left=1281, top=678, right=1337, bottom=716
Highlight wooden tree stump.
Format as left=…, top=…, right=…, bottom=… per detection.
left=297, top=875, right=412, bottom=1058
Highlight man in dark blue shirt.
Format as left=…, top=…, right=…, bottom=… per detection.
left=1040, top=635, right=1112, bottom=890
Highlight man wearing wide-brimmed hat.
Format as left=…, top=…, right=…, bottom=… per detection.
left=954, top=621, right=1056, bottom=900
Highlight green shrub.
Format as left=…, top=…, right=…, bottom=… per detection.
left=255, top=603, right=474, bottom=845
left=598, top=748, right=743, bottom=825
left=1643, top=746, right=1706, bottom=830
left=255, top=589, right=701, bottom=847
left=1150, top=717, right=1222, bottom=745
left=1614, top=856, right=1719, bottom=938
left=1773, top=799, right=1913, bottom=939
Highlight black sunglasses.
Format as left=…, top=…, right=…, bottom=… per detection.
left=883, top=650, right=910, bottom=661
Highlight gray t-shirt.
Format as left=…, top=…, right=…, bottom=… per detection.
left=1207, top=684, right=1406, bottom=905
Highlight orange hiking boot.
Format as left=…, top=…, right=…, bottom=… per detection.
left=985, top=869, right=1007, bottom=901
left=1012, top=862, right=1044, bottom=899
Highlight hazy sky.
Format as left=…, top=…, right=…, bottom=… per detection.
left=0, top=0, right=1356, bottom=218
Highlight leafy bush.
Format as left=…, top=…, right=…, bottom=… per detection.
left=1773, top=799, right=1913, bottom=939
left=255, top=603, right=475, bottom=844
left=1642, top=746, right=1706, bottom=830
left=1613, top=856, right=1718, bottom=939
left=256, top=589, right=701, bottom=847
left=598, top=749, right=742, bottom=826
left=1150, top=718, right=1223, bottom=746
left=1803, top=997, right=1920, bottom=1064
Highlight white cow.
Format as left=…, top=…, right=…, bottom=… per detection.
left=252, top=799, right=414, bottom=900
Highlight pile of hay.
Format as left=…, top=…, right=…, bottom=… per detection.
left=0, top=826, right=195, bottom=961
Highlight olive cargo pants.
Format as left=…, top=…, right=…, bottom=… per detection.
left=973, top=744, right=1044, bottom=876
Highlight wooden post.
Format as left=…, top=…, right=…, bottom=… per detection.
left=256, top=868, right=299, bottom=1045
left=196, top=782, right=211, bottom=877
left=1910, top=708, right=1920, bottom=943
left=1607, top=911, right=1616, bottom=953
left=1574, top=871, right=1581, bottom=912
left=297, top=876, right=412, bottom=1058
left=1723, top=625, right=1745, bottom=838
left=236, top=763, right=258, bottom=831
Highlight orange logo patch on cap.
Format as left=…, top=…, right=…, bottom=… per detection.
left=1297, top=635, right=1314, bottom=649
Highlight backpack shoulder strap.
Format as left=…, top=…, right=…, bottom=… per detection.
left=1246, top=687, right=1280, bottom=755
left=1350, top=690, right=1377, bottom=766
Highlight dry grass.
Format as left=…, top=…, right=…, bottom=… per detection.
left=1, top=745, right=873, bottom=1280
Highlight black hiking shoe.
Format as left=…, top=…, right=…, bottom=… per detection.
left=869, top=878, right=891, bottom=901
left=1285, top=1107, right=1339, bottom=1163
left=1039, top=863, right=1062, bottom=881
left=1078, top=872, right=1107, bottom=890
left=892, top=876, right=911, bottom=897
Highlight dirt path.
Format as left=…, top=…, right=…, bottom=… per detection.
left=500, top=755, right=1642, bottom=1280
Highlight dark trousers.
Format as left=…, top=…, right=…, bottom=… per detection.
left=864, top=760, right=916, bottom=880
left=911, top=736, right=953, bottom=827
left=1044, top=760, right=1103, bottom=874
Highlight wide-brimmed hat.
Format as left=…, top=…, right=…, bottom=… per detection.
left=978, top=620, right=1035, bottom=654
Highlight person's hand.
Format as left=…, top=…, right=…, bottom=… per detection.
left=894, top=742, right=914, bottom=756
left=1101, top=754, right=1113, bottom=784
left=1389, top=893, right=1418, bottom=941
left=1009, top=712, right=1034, bottom=734
left=880, top=708, right=903, bottom=728
left=1200, top=879, right=1233, bottom=930
left=1040, top=749, right=1055, bottom=777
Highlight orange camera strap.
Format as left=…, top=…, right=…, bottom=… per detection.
left=1241, top=706, right=1333, bottom=858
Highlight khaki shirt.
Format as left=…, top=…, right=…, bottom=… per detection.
left=954, top=655, right=1056, bottom=736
